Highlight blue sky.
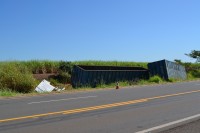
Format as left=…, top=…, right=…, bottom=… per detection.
left=0, top=0, right=199, bottom=62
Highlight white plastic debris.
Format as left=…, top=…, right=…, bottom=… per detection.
left=35, top=80, right=55, bottom=93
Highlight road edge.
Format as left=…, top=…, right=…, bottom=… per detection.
left=136, top=114, right=200, bottom=133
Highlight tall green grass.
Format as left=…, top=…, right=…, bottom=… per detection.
left=0, top=60, right=148, bottom=74
left=0, top=63, right=38, bottom=93
left=23, top=60, right=60, bottom=74
left=73, top=60, right=148, bottom=68
left=0, top=88, right=18, bottom=97
left=183, top=63, right=200, bottom=79
left=0, top=60, right=60, bottom=74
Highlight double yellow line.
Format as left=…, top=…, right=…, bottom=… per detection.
left=1, top=89, right=200, bottom=123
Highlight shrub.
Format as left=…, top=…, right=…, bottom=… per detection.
left=190, top=70, right=200, bottom=78
left=0, top=88, right=18, bottom=97
left=59, top=61, right=72, bottom=74
left=49, top=78, right=60, bottom=86
left=149, top=76, right=163, bottom=83
left=56, top=72, right=71, bottom=84
left=0, top=63, right=37, bottom=93
left=183, top=63, right=200, bottom=78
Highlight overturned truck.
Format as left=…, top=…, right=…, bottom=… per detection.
left=71, top=60, right=187, bottom=88
left=71, top=65, right=149, bottom=88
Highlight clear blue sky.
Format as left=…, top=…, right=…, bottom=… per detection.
left=0, top=0, right=199, bottom=62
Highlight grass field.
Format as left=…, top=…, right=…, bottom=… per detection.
left=0, top=60, right=148, bottom=74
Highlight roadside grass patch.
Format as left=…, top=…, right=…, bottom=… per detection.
left=149, top=76, right=163, bottom=83
left=0, top=88, right=18, bottom=97
left=0, top=63, right=38, bottom=93
left=168, top=78, right=180, bottom=82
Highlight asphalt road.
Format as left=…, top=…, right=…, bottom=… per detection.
left=0, top=81, right=200, bottom=133
left=160, top=119, right=200, bottom=133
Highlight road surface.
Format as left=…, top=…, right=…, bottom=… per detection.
left=0, top=81, right=200, bottom=133
left=160, top=119, right=200, bottom=133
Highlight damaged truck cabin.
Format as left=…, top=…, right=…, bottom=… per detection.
left=71, top=65, right=149, bottom=88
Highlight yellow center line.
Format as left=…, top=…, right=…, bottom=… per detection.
left=62, top=99, right=148, bottom=114
left=147, top=90, right=200, bottom=100
left=0, top=89, right=200, bottom=123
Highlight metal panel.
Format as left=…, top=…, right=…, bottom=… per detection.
left=72, top=65, right=149, bottom=88
left=148, top=60, right=187, bottom=80
left=165, top=60, right=187, bottom=80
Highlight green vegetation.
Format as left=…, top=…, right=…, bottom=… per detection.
left=73, top=60, right=148, bottom=68
left=149, top=75, right=163, bottom=83
left=174, top=60, right=200, bottom=79
left=77, top=76, right=170, bottom=90
left=168, top=78, right=178, bottom=83
left=0, top=63, right=38, bottom=93
left=0, top=60, right=147, bottom=74
left=184, top=63, right=200, bottom=79
left=185, top=50, right=200, bottom=63
left=23, top=60, right=60, bottom=74
left=0, top=60, right=199, bottom=96
left=0, top=88, right=18, bottom=97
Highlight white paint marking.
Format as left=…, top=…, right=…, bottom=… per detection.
left=28, top=96, right=97, bottom=104
left=136, top=114, right=200, bottom=133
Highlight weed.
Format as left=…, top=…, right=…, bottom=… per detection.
left=168, top=78, right=178, bottom=82
left=0, top=88, right=18, bottom=97
left=149, top=76, right=163, bottom=83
